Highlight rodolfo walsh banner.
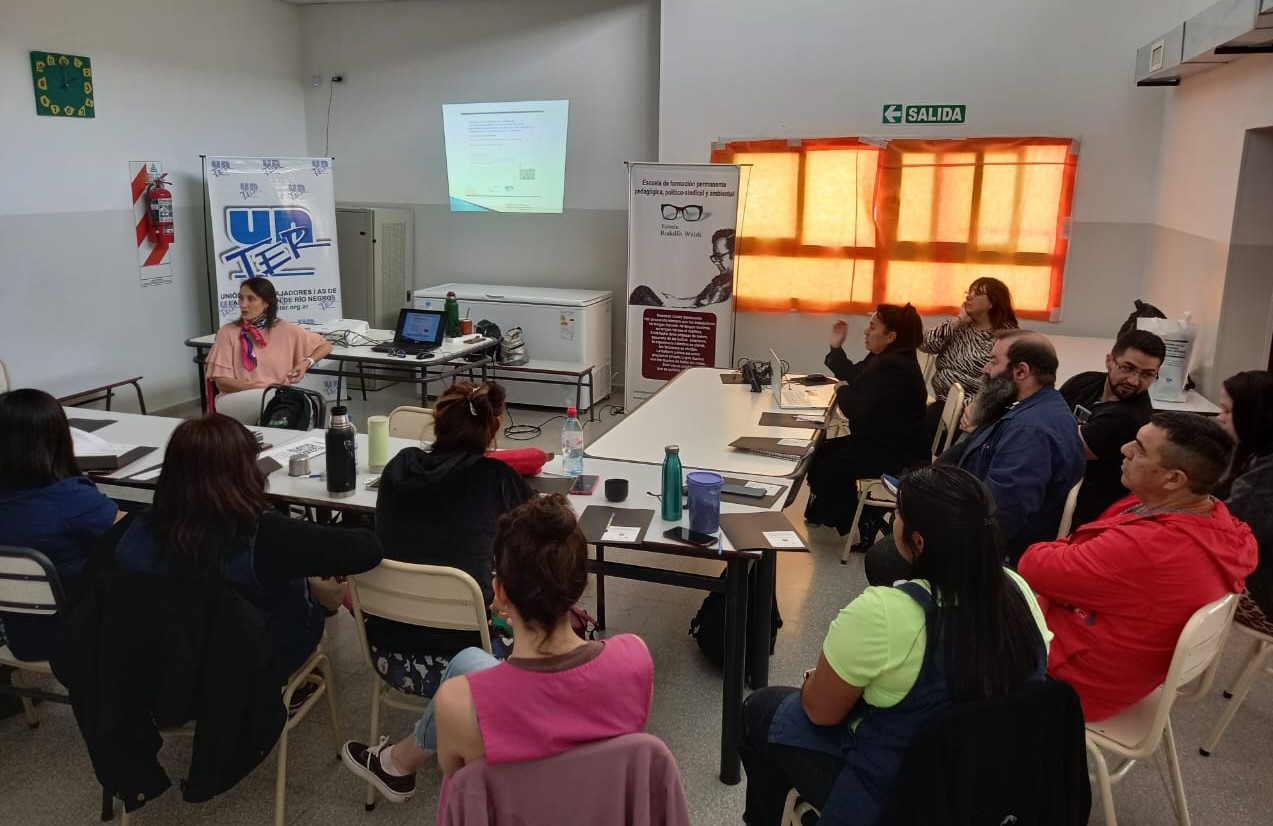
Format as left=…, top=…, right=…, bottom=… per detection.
left=625, top=162, right=740, bottom=411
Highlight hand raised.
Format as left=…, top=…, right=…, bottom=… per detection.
left=829, top=319, right=849, bottom=349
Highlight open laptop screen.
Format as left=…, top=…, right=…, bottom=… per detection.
left=396, top=309, right=445, bottom=346
left=769, top=348, right=784, bottom=404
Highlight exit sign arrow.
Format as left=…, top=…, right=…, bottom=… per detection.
left=882, top=103, right=968, bottom=125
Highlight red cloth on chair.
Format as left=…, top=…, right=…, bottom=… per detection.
left=486, top=448, right=549, bottom=476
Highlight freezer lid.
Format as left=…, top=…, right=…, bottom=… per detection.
left=413, top=283, right=611, bottom=308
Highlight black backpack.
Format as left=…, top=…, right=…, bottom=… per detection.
left=259, top=385, right=325, bottom=430
left=689, top=568, right=782, bottom=686
left=470, top=319, right=502, bottom=362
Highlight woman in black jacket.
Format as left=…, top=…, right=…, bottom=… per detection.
left=108, top=414, right=383, bottom=685
left=370, top=381, right=532, bottom=696
left=804, top=303, right=929, bottom=535
left=1216, top=370, right=1273, bottom=623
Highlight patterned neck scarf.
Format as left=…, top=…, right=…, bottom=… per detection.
left=239, top=315, right=270, bottom=371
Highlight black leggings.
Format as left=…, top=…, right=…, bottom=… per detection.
left=740, top=686, right=846, bottom=825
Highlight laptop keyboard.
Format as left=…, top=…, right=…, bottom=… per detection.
left=371, top=344, right=439, bottom=355
left=781, top=384, right=811, bottom=406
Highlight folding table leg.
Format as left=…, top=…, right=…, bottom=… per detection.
left=748, top=552, right=776, bottom=689
left=594, top=544, right=607, bottom=629
left=719, top=559, right=748, bottom=785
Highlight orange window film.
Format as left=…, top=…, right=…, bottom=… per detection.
left=884, top=262, right=1054, bottom=313
left=714, top=136, right=1074, bottom=319
left=734, top=152, right=799, bottom=239
left=802, top=148, right=877, bottom=247
left=736, top=256, right=875, bottom=313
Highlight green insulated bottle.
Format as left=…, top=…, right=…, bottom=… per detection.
left=443, top=291, right=461, bottom=338
left=661, top=445, right=683, bottom=521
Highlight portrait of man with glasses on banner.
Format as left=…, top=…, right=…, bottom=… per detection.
left=1059, top=329, right=1168, bottom=529
left=629, top=201, right=735, bottom=308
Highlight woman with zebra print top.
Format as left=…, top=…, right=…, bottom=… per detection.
left=920, top=277, right=1019, bottom=440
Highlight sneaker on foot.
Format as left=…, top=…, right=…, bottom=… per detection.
left=340, top=737, right=416, bottom=803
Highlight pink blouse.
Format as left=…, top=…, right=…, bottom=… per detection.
left=206, top=319, right=327, bottom=389
left=467, top=634, right=654, bottom=764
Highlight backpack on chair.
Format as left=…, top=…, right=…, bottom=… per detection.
left=260, top=385, right=325, bottom=430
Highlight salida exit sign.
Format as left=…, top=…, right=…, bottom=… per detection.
left=882, top=104, right=967, bottom=125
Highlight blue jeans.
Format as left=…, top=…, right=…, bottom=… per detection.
left=412, top=646, right=499, bottom=751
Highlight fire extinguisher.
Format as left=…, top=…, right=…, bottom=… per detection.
left=146, top=174, right=174, bottom=245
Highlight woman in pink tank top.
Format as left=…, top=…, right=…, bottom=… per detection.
left=340, top=494, right=654, bottom=805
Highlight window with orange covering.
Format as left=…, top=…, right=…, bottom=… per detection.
left=710, top=137, right=1077, bottom=321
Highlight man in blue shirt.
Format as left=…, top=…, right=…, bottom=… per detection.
left=866, top=330, right=1086, bottom=582
left=956, top=330, right=1087, bottom=564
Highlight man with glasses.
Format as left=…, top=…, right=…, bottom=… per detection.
left=1060, top=330, right=1166, bottom=528
left=627, top=229, right=736, bottom=308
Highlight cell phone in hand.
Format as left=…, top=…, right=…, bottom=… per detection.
left=1073, top=404, right=1093, bottom=425
left=569, top=474, right=600, bottom=495
left=663, top=526, right=718, bottom=547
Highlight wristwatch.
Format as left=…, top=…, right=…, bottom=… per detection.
left=303, top=356, right=316, bottom=367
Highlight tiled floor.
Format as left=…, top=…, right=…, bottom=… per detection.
left=4, top=381, right=1272, bottom=823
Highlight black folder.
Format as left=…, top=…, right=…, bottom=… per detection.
left=78, top=446, right=156, bottom=472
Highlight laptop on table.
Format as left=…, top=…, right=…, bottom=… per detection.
left=770, top=348, right=825, bottom=410
left=372, top=309, right=446, bottom=355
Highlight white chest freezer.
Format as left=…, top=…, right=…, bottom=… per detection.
left=412, top=283, right=612, bottom=411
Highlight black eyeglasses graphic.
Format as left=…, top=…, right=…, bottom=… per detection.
left=661, top=204, right=704, bottom=222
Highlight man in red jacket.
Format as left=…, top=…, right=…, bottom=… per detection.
left=1018, top=411, right=1257, bottom=722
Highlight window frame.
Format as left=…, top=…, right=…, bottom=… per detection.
left=711, top=136, right=1077, bottom=321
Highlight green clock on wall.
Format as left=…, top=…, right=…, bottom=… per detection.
left=30, top=51, right=94, bottom=118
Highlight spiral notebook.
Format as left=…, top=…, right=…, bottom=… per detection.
left=727, top=436, right=812, bottom=460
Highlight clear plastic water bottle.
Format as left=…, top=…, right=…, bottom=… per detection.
left=562, top=406, right=585, bottom=477
left=661, top=445, right=683, bottom=521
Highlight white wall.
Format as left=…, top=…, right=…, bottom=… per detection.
left=659, top=0, right=1193, bottom=374
left=297, top=0, right=658, bottom=378
left=0, top=0, right=308, bottom=409
left=1147, top=52, right=1273, bottom=394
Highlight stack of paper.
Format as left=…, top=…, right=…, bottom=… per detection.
left=71, top=428, right=154, bottom=471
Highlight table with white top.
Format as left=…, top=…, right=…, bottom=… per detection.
left=184, top=329, right=496, bottom=411
left=68, top=405, right=793, bottom=784
left=70, top=406, right=419, bottom=511
left=1050, top=334, right=1220, bottom=415
left=587, top=367, right=835, bottom=477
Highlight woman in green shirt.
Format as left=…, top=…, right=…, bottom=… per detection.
left=740, top=466, right=1051, bottom=825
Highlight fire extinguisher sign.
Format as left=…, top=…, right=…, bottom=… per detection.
left=129, top=160, right=172, bottom=288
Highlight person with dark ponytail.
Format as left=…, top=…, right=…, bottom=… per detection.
left=342, top=495, right=654, bottom=803
left=366, top=381, right=532, bottom=697
left=742, top=466, right=1050, bottom=825
left=1215, top=370, right=1273, bottom=624
left=805, top=304, right=930, bottom=536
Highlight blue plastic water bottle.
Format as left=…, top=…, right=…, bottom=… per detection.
left=661, top=445, right=683, bottom=521
left=562, top=406, right=585, bottom=477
